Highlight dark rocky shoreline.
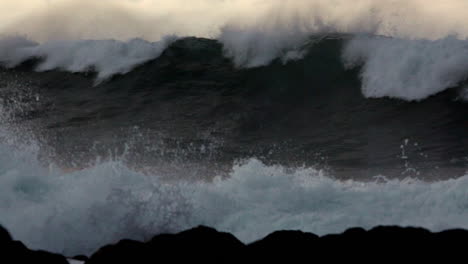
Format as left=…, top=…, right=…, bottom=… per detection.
left=2, top=224, right=467, bottom=263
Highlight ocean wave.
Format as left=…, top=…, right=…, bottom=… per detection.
left=1, top=1, right=467, bottom=258
left=0, top=139, right=467, bottom=255
left=2, top=34, right=467, bottom=100
left=0, top=36, right=177, bottom=82
left=343, top=35, right=468, bottom=100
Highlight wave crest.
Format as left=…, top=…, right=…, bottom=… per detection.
left=0, top=35, right=177, bottom=81
left=343, top=35, right=468, bottom=100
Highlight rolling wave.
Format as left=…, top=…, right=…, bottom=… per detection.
left=1, top=1, right=467, bottom=258
left=0, top=35, right=466, bottom=179
left=1, top=34, right=467, bottom=99
left=0, top=32, right=467, bottom=256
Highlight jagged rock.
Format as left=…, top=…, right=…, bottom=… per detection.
left=246, top=230, right=320, bottom=262
left=0, top=225, right=12, bottom=244
left=85, top=239, right=149, bottom=264
left=0, top=225, right=68, bottom=264
left=2, top=224, right=468, bottom=263
left=87, top=226, right=244, bottom=264
left=86, top=225, right=468, bottom=263
left=248, top=230, right=319, bottom=253
left=149, top=226, right=244, bottom=260
left=3, top=240, right=68, bottom=264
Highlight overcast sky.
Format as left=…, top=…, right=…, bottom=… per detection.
left=2, top=0, right=468, bottom=41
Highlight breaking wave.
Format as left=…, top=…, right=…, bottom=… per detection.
left=0, top=140, right=467, bottom=256
left=0, top=36, right=177, bottom=82
left=343, top=35, right=468, bottom=100
left=1, top=1, right=467, bottom=257
left=1, top=34, right=468, bottom=100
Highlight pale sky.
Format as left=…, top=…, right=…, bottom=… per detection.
left=2, top=0, right=468, bottom=41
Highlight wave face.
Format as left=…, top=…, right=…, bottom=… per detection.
left=1, top=35, right=466, bottom=177
left=2, top=34, right=468, bottom=100
left=0, top=27, right=467, bottom=257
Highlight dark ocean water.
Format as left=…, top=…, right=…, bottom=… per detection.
left=1, top=36, right=466, bottom=179
left=0, top=35, right=467, bottom=255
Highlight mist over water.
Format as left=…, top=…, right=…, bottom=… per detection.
left=3, top=0, right=468, bottom=42
left=1, top=131, right=467, bottom=256
left=0, top=0, right=467, bottom=257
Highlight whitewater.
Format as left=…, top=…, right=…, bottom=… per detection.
left=1, top=138, right=467, bottom=255
left=2, top=34, right=468, bottom=100
left=0, top=0, right=467, bottom=257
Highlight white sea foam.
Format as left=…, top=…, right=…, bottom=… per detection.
left=3, top=0, right=468, bottom=70
left=67, top=260, right=84, bottom=264
left=343, top=36, right=468, bottom=100
left=0, top=36, right=177, bottom=81
left=218, top=25, right=310, bottom=67
left=460, top=86, right=468, bottom=101
left=0, top=138, right=467, bottom=256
